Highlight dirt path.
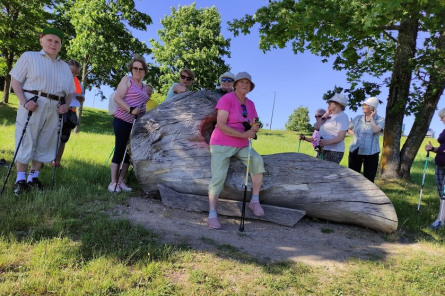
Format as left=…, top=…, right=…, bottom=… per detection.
left=110, top=196, right=423, bottom=268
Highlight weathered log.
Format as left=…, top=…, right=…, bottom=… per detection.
left=131, top=90, right=398, bottom=233
left=158, top=184, right=306, bottom=227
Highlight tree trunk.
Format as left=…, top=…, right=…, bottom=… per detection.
left=1, top=52, right=14, bottom=104
left=399, top=31, right=445, bottom=180
left=130, top=90, right=398, bottom=233
left=380, top=17, right=418, bottom=179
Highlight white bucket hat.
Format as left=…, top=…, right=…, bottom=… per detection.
left=219, top=71, right=235, bottom=84
left=363, top=97, right=379, bottom=109
left=234, top=72, right=255, bottom=91
left=327, top=93, right=348, bottom=107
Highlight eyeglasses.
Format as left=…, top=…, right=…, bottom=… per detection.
left=315, top=115, right=322, bottom=118
left=180, top=75, right=193, bottom=81
left=241, top=104, right=247, bottom=118
left=221, top=77, right=233, bottom=83
left=132, top=67, right=145, bottom=72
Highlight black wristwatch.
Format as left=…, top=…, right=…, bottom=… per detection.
left=129, top=107, right=135, bottom=114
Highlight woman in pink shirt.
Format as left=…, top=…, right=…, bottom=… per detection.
left=207, top=72, right=266, bottom=229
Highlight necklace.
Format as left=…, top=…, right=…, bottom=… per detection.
left=235, top=92, right=246, bottom=104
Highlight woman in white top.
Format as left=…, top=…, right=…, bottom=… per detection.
left=314, top=94, right=349, bottom=164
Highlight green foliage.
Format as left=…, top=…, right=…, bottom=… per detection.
left=0, top=0, right=53, bottom=102
left=150, top=3, right=231, bottom=94
left=53, top=0, right=153, bottom=90
left=285, top=106, right=313, bottom=133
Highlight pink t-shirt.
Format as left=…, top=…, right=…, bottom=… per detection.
left=210, top=92, right=258, bottom=148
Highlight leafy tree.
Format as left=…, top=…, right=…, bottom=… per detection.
left=0, top=0, right=52, bottom=103
left=229, top=0, right=445, bottom=180
left=53, top=0, right=152, bottom=132
left=150, top=3, right=231, bottom=95
left=285, top=106, right=313, bottom=133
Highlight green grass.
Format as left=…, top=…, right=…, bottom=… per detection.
left=1, top=92, right=445, bottom=295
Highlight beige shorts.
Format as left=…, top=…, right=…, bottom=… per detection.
left=15, top=92, right=62, bottom=164
left=209, top=145, right=266, bottom=196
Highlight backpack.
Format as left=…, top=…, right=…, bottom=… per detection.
left=108, top=91, right=118, bottom=115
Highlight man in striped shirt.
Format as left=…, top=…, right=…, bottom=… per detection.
left=9, top=28, right=75, bottom=195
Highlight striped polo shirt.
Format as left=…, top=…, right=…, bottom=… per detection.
left=114, top=77, right=149, bottom=123
left=9, top=50, right=74, bottom=97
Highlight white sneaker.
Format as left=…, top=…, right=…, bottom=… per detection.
left=118, top=182, right=132, bottom=192
left=108, top=182, right=121, bottom=193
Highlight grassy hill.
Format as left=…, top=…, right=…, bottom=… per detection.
left=0, top=92, right=444, bottom=295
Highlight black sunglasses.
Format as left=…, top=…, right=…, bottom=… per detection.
left=315, top=115, right=322, bottom=118
left=241, top=104, right=247, bottom=118
left=132, top=67, right=145, bottom=72
left=221, top=77, right=233, bottom=82
left=180, top=75, right=193, bottom=81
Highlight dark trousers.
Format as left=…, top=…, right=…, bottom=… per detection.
left=112, top=117, right=132, bottom=165
left=348, top=149, right=380, bottom=182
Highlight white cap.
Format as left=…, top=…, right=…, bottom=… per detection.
left=363, top=97, right=379, bottom=109
left=327, top=93, right=348, bottom=107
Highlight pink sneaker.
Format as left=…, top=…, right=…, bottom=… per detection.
left=249, top=202, right=264, bottom=216
left=207, top=217, right=221, bottom=229
left=108, top=182, right=121, bottom=193
left=118, top=182, right=132, bottom=192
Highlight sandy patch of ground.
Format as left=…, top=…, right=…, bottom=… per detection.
left=109, top=196, right=423, bottom=268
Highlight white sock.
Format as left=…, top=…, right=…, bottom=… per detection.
left=16, top=172, right=26, bottom=183
left=27, top=170, right=39, bottom=182
left=251, top=195, right=259, bottom=203
left=209, top=210, right=217, bottom=218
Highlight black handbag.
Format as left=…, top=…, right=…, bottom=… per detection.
left=63, top=109, right=78, bottom=129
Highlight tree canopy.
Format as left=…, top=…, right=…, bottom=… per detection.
left=150, top=3, right=231, bottom=95
left=285, top=106, right=313, bottom=133
left=229, top=0, right=445, bottom=180
left=0, top=0, right=53, bottom=103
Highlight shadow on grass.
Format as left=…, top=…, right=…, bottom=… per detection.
left=0, top=148, right=443, bottom=279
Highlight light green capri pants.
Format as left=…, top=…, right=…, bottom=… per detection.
left=209, top=145, right=266, bottom=196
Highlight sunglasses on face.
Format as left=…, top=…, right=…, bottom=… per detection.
left=221, top=77, right=234, bottom=83
left=132, top=67, right=145, bottom=72
left=315, top=115, right=322, bottom=118
left=180, top=75, right=193, bottom=81
left=241, top=104, right=247, bottom=118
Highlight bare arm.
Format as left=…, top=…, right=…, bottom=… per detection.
left=369, top=110, right=382, bottom=134
left=216, top=110, right=257, bottom=139
left=319, top=130, right=348, bottom=146
left=114, top=76, right=140, bottom=115
left=173, top=83, right=188, bottom=94
left=11, top=79, right=39, bottom=112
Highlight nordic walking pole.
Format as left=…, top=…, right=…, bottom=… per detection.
left=416, top=151, right=430, bottom=214
left=105, top=147, right=115, bottom=165
left=298, top=138, right=301, bottom=153
left=113, top=112, right=138, bottom=194
left=319, top=136, right=324, bottom=160
left=0, top=96, right=39, bottom=196
left=51, top=98, right=65, bottom=190
left=239, top=138, right=252, bottom=232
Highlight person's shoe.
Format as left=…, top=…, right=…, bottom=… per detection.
left=108, top=182, right=121, bottom=193
left=28, top=178, right=44, bottom=191
left=428, top=219, right=444, bottom=230
left=249, top=202, right=265, bottom=216
left=207, top=217, right=221, bottom=229
left=118, top=182, right=132, bottom=192
left=14, top=180, right=31, bottom=195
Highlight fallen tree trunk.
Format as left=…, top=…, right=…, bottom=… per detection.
left=131, top=90, right=398, bottom=233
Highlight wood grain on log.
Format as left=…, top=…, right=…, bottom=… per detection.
left=131, top=90, right=398, bottom=233
left=158, top=184, right=306, bottom=227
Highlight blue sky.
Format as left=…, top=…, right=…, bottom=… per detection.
left=83, top=0, right=444, bottom=137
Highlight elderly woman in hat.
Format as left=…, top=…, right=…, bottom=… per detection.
left=213, top=71, right=235, bottom=95
left=348, top=97, right=385, bottom=182
left=314, top=94, right=350, bottom=164
left=207, top=72, right=266, bottom=229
